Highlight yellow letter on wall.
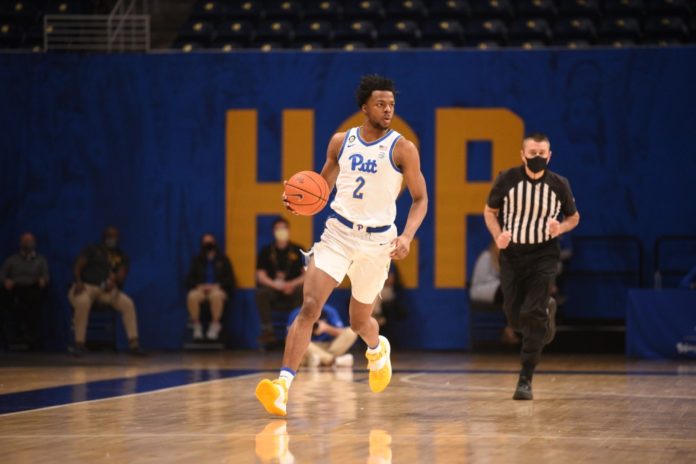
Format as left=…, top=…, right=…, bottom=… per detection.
left=435, top=108, right=524, bottom=288
left=226, top=109, right=314, bottom=289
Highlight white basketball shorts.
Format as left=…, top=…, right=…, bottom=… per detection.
left=309, top=217, right=397, bottom=304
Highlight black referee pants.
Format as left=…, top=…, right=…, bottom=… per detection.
left=500, top=246, right=558, bottom=369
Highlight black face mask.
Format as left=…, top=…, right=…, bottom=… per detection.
left=21, top=245, right=35, bottom=254
left=203, top=243, right=216, bottom=252
left=525, top=156, right=548, bottom=173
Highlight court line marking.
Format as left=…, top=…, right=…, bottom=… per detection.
left=0, top=371, right=264, bottom=418
left=400, top=372, right=696, bottom=400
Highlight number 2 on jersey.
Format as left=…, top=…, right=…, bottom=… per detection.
left=353, top=176, right=365, bottom=199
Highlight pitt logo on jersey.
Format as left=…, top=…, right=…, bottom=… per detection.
left=349, top=153, right=378, bottom=174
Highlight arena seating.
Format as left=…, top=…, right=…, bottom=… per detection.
left=0, top=0, right=694, bottom=51
left=171, top=0, right=695, bottom=51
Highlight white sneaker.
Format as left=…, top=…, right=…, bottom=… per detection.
left=207, top=322, right=221, bottom=340
left=334, top=353, right=354, bottom=368
left=307, top=353, right=321, bottom=368
left=193, top=323, right=203, bottom=340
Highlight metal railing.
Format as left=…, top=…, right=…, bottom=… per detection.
left=43, top=0, right=150, bottom=52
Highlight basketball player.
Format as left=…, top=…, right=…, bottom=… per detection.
left=255, top=75, right=428, bottom=416
left=484, top=133, right=580, bottom=400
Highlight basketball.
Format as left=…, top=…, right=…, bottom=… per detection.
left=284, top=171, right=329, bottom=216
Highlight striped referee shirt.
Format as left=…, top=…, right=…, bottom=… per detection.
left=487, top=166, right=577, bottom=247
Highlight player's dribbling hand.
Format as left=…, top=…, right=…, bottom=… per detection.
left=389, top=235, right=411, bottom=260
left=281, top=182, right=299, bottom=215
left=548, top=219, right=562, bottom=238
left=496, top=230, right=512, bottom=249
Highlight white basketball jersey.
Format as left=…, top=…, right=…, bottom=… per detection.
left=330, top=127, right=404, bottom=227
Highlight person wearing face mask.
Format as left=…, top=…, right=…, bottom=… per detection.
left=256, top=217, right=305, bottom=348
left=185, top=233, right=236, bottom=341
left=68, top=226, right=144, bottom=356
left=0, top=232, right=50, bottom=350
left=483, top=133, right=580, bottom=400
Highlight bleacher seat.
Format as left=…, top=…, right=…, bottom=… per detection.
left=334, top=20, right=377, bottom=42
left=643, top=16, right=689, bottom=41
left=603, top=0, right=645, bottom=17
left=179, top=20, right=215, bottom=45
left=428, top=0, right=471, bottom=19
left=335, top=40, right=370, bottom=50
left=295, top=41, right=326, bottom=50
left=295, top=20, right=332, bottom=44
left=599, top=16, right=641, bottom=40
left=424, top=39, right=458, bottom=49
left=376, top=39, right=414, bottom=50
left=172, top=40, right=206, bottom=52
left=470, top=0, right=515, bottom=19
left=648, top=0, right=691, bottom=16
left=303, top=1, right=342, bottom=19
left=385, top=0, right=427, bottom=19
left=466, top=18, right=508, bottom=42
left=471, top=39, right=503, bottom=48
left=558, top=0, right=601, bottom=18
left=515, top=0, right=558, bottom=19
left=509, top=38, right=548, bottom=47
left=226, top=1, right=263, bottom=19
left=561, top=38, right=592, bottom=47
left=0, top=22, right=24, bottom=48
left=216, top=20, right=254, bottom=45
left=255, top=20, right=293, bottom=44
left=422, top=19, right=465, bottom=43
left=44, top=0, right=92, bottom=15
left=600, top=37, right=637, bottom=46
left=0, top=1, right=41, bottom=24
left=554, top=17, right=597, bottom=41
left=265, top=1, right=303, bottom=20
left=191, top=1, right=227, bottom=21
left=343, top=0, right=384, bottom=19
left=509, top=17, right=553, bottom=42
left=379, top=19, right=420, bottom=44
left=210, top=40, right=245, bottom=51
left=254, top=41, right=285, bottom=51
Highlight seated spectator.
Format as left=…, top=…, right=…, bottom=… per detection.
left=256, top=217, right=305, bottom=346
left=0, top=232, right=49, bottom=350
left=373, top=266, right=407, bottom=328
left=68, top=226, right=144, bottom=356
left=471, top=241, right=519, bottom=344
left=185, top=233, right=236, bottom=341
left=287, top=304, right=356, bottom=367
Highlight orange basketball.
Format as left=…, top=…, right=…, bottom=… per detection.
left=284, top=171, right=330, bottom=216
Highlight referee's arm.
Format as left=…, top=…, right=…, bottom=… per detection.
left=483, top=205, right=511, bottom=249
left=549, top=211, right=580, bottom=238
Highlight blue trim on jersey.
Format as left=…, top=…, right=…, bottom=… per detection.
left=388, top=135, right=403, bottom=173
left=356, top=127, right=393, bottom=147
left=337, top=129, right=351, bottom=161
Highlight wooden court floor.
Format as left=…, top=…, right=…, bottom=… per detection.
left=1, top=351, right=695, bottom=463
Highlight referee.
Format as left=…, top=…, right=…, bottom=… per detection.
left=483, top=133, right=580, bottom=400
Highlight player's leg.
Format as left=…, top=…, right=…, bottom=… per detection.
left=255, top=257, right=341, bottom=416
left=282, top=258, right=337, bottom=371
left=348, top=250, right=393, bottom=393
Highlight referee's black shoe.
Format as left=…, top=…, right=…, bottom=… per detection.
left=543, top=297, right=557, bottom=345
left=513, top=376, right=533, bottom=400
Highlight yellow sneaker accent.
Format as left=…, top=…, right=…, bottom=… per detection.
left=255, top=378, right=288, bottom=416
left=366, top=335, right=392, bottom=393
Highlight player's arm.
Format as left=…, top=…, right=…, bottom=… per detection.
left=390, top=138, right=428, bottom=260
left=319, top=132, right=345, bottom=192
